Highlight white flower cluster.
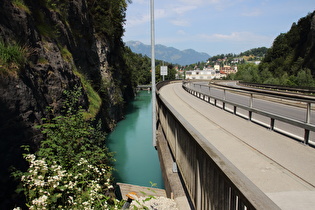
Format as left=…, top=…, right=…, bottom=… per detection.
left=31, top=195, right=48, bottom=209
left=18, top=154, right=118, bottom=209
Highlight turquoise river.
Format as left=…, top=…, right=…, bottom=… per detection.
left=107, top=91, right=164, bottom=189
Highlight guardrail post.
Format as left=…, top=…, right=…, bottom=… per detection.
left=209, top=86, right=211, bottom=104
left=223, top=89, right=226, bottom=100
left=248, top=93, right=254, bottom=120
left=306, top=102, right=311, bottom=124
left=304, top=130, right=310, bottom=145
left=304, top=102, right=311, bottom=145
left=270, top=118, right=275, bottom=130
left=223, top=89, right=226, bottom=110
left=249, top=93, right=253, bottom=108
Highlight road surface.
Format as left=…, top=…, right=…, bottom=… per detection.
left=159, top=83, right=315, bottom=210
left=189, top=82, right=315, bottom=142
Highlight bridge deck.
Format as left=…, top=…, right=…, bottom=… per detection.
left=159, top=83, right=315, bottom=210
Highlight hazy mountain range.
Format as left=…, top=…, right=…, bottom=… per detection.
left=125, top=41, right=210, bottom=66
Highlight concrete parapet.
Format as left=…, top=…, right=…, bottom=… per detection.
left=156, top=125, right=191, bottom=210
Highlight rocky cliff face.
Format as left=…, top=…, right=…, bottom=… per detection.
left=0, top=0, right=130, bottom=208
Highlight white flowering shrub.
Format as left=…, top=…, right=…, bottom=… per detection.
left=16, top=154, right=119, bottom=209
left=12, top=88, right=122, bottom=209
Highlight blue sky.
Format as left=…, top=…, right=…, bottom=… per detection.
left=122, top=0, right=315, bottom=56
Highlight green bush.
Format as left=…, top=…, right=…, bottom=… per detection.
left=15, top=154, right=118, bottom=209
left=12, top=87, right=121, bottom=209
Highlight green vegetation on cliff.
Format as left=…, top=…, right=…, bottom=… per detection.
left=0, top=0, right=157, bottom=208
left=0, top=41, right=27, bottom=74
left=261, top=11, right=315, bottom=78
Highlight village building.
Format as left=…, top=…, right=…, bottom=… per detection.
left=185, top=65, right=237, bottom=80
left=220, top=65, right=238, bottom=74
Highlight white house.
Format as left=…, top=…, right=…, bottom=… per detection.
left=185, top=69, right=219, bottom=80
left=214, top=65, right=220, bottom=71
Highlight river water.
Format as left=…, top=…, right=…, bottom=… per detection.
left=107, top=91, right=164, bottom=189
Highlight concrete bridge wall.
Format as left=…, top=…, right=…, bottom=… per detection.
left=155, top=81, right=279, bottom=210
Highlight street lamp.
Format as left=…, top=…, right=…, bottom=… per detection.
left=150, top=0, right=156, bottom=147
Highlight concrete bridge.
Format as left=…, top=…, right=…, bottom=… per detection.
left=155, top=81, right=315, bottom=210
left=137, top=84, right=152, bottom=91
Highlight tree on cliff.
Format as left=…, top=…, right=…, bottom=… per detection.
left=258, top=11, right=315, bottom=86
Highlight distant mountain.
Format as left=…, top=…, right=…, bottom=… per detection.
left=125, top=41, right=210, bottom=66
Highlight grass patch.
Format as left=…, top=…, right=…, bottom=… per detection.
left=74, top=70, right=102, bottom=119
left=12, top=0, right=31, bottom=14
left=59, top=45, right=72, bottom=63
left=34, top=10, right=57, bottom=39
left=38, top=57, right=49, bottom=64
left=0, top=41, right=27, bottom=75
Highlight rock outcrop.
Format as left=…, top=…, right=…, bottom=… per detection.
left=0, top=0, right=131, bottom=208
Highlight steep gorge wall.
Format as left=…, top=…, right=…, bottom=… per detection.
left=0, top=0, right=131, bottom=208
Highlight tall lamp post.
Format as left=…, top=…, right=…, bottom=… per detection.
left=150, top=0, right=156, bottom=147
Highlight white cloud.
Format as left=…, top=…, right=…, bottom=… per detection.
left=166, top=0, right=233, bottom=14
left=177, top=30, right=187, bottom=35
left=177, top=0, right=221, bottom=6
left=155, top=9, right=168, bottom=19
left=125, top=14, right=150, bottom=28
left=172, top=5, right=197, bottom=15
left=241, top=8, right=262, bottom=17
left=171, top=19, right=190, bottom=27
left=125, top=8, right=168, bottom=28
left=133, top=0, right=147, bottom=4
left=197, top=32, right=273, bottom=45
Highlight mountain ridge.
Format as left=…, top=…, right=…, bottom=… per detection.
left=125, top=41, right=210, bottom=65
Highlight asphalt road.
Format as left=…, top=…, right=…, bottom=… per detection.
left=188, top=82, right=315, bottom=143
left=159, top=82, right=315, bottom=210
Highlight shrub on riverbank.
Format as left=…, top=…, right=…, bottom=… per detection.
left=12, top=88, right=121, bottom=209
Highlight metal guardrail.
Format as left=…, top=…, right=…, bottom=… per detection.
left=156, top=80, right=280, bottom=209
left=239, top=82, right=315, bottom=94
left=213, top=81, right=315, bottom=102
left=183, top=81, right=315, bottom=145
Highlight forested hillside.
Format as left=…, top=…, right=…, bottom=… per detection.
left=261, top=11, right=315, bottom=78
left=231, top=11, right=315, bottom=87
